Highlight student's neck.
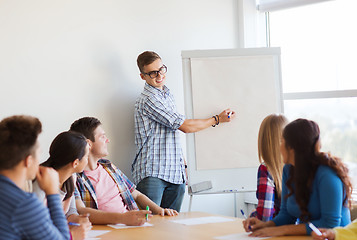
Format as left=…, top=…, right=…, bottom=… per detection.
left=57, top=167, right=75, bottom=187
left=0, top=168, right=27, bottom=190
left=85, top=154, right=100, bottom=171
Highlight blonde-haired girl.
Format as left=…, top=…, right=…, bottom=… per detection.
left=250, top=114, right=288, bottom=221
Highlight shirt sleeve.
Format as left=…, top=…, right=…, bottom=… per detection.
left=143, top=94, right=185, bottom=130
left=272, top=164, right=297, bottom=226
left=12, top=194, right=70, bottom=240
left=32, top=180, right=46, bottom=203
left=253, top=165, right=276, bottom=221
left=335, top=219, right=357, bottom=240
left=305, top=167, right=347, bottom=235
left=65, top=195, right=79, bottom=218
left=112, top=163, right=136, bottom=192
left=74, top=186, right=81, bottom=199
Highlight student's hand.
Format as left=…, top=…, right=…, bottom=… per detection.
left=242, top=217, right=265, bottom=232
left=249, top=226, right=283, bottom=237
left=218, top=109, right=236, bottom=123
left=68, top=213, right=91, bottom=226
left=122, top=210, right=152, bottom=226
left=69, top=222, right=92, bottom=240
left=36, top=166, right=59, bottom=195
left=77, top=214, right=91, bottom=225
left=311, top=228, right=335, bottom=240
left=158, top=208, right=179, bottom=216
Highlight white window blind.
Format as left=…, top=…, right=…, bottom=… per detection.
left=256, top=0, right=334, bottom=12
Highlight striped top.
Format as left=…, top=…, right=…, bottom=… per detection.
left=132, top=83, right=186, bottom=185
left=0, top=175, right=70, bottom=240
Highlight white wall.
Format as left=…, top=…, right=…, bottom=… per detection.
left=0, top=0, right=263, bottom=215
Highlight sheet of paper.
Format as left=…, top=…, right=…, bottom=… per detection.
left=215, top=232, right=270, bottom=240
left=108, top=222, right=153, bottom=229
left=170, top=216, right=235, bottom=226
left=84, top=230, right=111, bottom=240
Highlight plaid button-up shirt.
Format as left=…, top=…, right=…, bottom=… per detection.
left=250, top=163, right=280, bottom=221
left=132, top=83, right=186, bottom=185
left=74, top=159, right=139, bottom=211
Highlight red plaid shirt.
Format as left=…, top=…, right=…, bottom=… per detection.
left=250, top=164, right=280, bottom=221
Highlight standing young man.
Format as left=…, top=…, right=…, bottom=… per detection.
left=70, top=117, right=178, bottom=226
left=133, top=51, right=236, bottom=211
left=0, top=115, right=70, bottom=240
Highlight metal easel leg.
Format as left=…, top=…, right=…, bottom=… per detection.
left=234, top=192, right=237, bottom=218
left=189, top=194, right=193, bottom=212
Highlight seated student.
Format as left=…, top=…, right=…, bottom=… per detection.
left=243, top=118, right=352, bottom=237
left=0, top=115, right=70, bottom=240
left=33, top=131, right=92, bottom=240
left=250, top=114, right=288, bottom=221
left=70, top=117, right=178, bottom=226
left=312, top=219, right=357, bottom=240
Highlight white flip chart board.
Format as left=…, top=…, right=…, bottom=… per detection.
left=182, top=48, right=283, bottom=192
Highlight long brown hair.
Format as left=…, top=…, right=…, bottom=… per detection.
left=258, top=114, right=288, bottom=198
left=42, top=131, right=87, bottom=201
left=284, top=119, right=352, bottom=222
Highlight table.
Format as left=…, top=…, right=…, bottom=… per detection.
left=91, top=212, right=312, bottom=240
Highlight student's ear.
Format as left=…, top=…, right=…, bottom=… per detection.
left=24, top=154, right=38, bottom=180
left=72, top=159, right=80, bottom=169
left=140, top=73, right=146, bottom=81
left=24, top=154, right=33, bottom=168
left=86, top=139, right=93, bottom=149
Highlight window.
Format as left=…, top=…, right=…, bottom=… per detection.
left=269, top=0, right=357, bottom=191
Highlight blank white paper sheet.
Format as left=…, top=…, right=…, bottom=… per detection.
left=215, top=232, right=270, bottom=240
left=108, top=222, right=153, bottom=229
left=84, top=230, right=111, bottom=240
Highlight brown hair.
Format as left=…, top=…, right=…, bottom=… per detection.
left=0, top=115, right=42, bottom=170
left=42, top=131, right=88, bottom=201
left=137, top=51, right=161, bottom=73
left=284, top=118, right=352, bottom=222
left=258, top=114, right=288, bottom=198
left=70, top=117, right=101, bottom=142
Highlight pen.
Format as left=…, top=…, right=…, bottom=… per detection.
left=146, top=206, right=149, bottom=221
left=308, top=222, right=327, bottom=240
left=68, top=222, right=80, bottom=226
left=240, top=209, right=247, bottom=219
left=228, top=112, right=232, bottom=118
left=240, top=209, right=251, bottom=231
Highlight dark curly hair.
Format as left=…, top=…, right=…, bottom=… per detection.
left=0, top=115, right=42, bottom=170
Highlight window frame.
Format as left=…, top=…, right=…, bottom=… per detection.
left=266, top=8, right=357, bottom=201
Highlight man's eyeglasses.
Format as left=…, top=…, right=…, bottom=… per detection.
left=142, top=65, right=167, bottom=79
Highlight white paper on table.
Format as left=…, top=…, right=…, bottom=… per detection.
left=170, top=216, right=235, bottom=226
left=108, top=222, right=153, bottom=229
left=215, top=232, right=270, bottom=240
left=84, top=230, right=111, bottom=240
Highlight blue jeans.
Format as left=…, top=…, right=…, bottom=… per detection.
left=136, top=177, right=185, bottom=212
